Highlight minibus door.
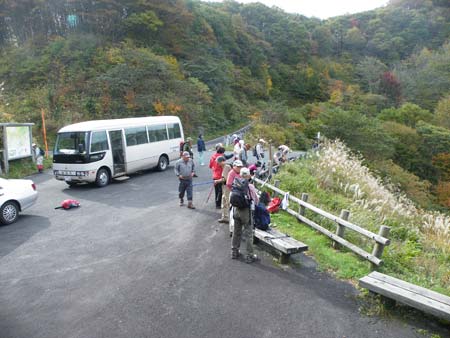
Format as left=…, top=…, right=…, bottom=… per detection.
left=108, top=130, right=126, bottom=175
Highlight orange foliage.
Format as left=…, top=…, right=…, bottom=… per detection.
left=436, top=181, right=450, bottom=208
left=249, top=111, right=262, bottom=121
left=432, top=153, right=450, bottom=181
left=288, top=122, right=304, bottom=130
left=125, top=90, right=136, bottom=110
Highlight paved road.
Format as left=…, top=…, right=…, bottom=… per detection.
left=0, top=152, right=445, bottom=338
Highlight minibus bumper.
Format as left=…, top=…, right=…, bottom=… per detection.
left=53, top=169, right=98, bottom=183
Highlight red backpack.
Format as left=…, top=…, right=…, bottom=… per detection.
left=267, top=197, right=282, bottom=213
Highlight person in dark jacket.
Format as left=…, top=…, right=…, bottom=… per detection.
left=197, top=134, right=206, bottom=166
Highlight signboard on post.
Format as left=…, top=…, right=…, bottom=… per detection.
left=6, top=126, right=32, bottom=160
left=0, top=123, right=34, bottom=174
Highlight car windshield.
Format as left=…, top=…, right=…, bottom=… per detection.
left=54, top=132, right=88, bottom=155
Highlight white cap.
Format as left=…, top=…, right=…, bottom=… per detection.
left=240, top=167, right=251, bottom=178
left=32, top=143, right=36, bottom=147
left=259, top=139, right=266, bottom=143
left=233, top=160, right=243, bottom=167
left=239, top=139, right=245, bottom=145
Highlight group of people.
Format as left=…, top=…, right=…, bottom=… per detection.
left=175, top=136, right=284, bottom=264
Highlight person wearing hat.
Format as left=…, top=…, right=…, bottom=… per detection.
left=216, top=156, right=232, bottom=223
left=183, top=137, right=194, bottom=159
left=230, top=167, right=259, bottom=263
left=174, top=151, right=196, bottom=209
left=32, top=143, right=44, bottom=173
left=226, top=160, right=243, bottom=191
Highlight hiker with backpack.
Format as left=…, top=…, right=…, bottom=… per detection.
left=175, top=151, right=196, bottom=209
left=32, top=143, right=45, bottom=173
left=183, top=137, right=194, bottom=159
left=230, top=167, right=259, bottom=263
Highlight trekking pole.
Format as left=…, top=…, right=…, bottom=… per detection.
left=205, top=183, right=215, bottom=204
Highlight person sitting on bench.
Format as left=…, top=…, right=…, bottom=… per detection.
left=253, top=191, right=271, bottom=231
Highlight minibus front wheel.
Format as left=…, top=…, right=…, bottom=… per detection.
left=95, top=167, right=111, bottom=187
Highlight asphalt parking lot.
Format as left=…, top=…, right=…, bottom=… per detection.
left=0, top=153, right=445, bottom=338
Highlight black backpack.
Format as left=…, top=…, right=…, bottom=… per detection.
left=39, top=148, right=45, bottom=156
left=230, top=177, right=251, bottom=208
left=252, top=145, right=258, bottom=157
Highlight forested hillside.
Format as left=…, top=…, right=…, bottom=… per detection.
left=0, top=0, right=449, bottom=209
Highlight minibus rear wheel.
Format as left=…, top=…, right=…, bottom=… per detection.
left=157, top=155, right=169, bottom=171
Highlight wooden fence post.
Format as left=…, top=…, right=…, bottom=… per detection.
left=333, top=209, right=350, bottom=249
left=299, top=193, right=309, bottom=216
left=371, top=225, right=391, bottom=269
left=273, top=180, right=280, bottom=197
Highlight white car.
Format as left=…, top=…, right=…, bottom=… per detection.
left=0, top=178, right=38, bottom=225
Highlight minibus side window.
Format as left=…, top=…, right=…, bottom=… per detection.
left=167, top=123, right=181, bottom=139
left=147, top=124, right=168, bottom=142
left=125, top=127, right=148, bottom=146
left=90, top=131, right=109, bottom=152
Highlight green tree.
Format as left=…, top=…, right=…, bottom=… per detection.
left=378, top=103, right=433, bottom=127
left=319, top=108, right=395, bottom=160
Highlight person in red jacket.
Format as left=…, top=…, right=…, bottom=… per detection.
left=210, top=147, right=226, bottom=209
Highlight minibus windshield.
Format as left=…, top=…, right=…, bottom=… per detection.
left=54, top=132, right=88, bottom=155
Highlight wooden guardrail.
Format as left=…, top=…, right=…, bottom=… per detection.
left=253, top=177, right=391, bottom=267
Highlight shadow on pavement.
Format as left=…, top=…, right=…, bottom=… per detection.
left=0, top=215, right=50, bottom=258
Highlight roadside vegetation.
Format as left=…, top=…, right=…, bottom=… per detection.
left=267, top=140, right=450, bottom=296
left=2, top=157, right=52, bottom=179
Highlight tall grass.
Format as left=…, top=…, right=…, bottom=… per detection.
left=275, top=140, right=450, bottom=295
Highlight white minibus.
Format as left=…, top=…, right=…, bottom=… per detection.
left=53, top=116, right=184, bottom=187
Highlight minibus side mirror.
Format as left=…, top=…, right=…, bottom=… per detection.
left=78, top=144, right=85, bottom=153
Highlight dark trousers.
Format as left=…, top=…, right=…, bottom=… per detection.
left=179, top=179, right=193, bottom=201
left=214, top=183, right=223, bottom=208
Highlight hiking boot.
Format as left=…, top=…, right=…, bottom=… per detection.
left=245, top=254, right=259, bottom=264
left=218, top=218, right=229, bottom=224
left=180, top=199, right=184, bottom=206
left=187, top=201, right=196, bottom=209
left=231, top=250, right=240, bottom=259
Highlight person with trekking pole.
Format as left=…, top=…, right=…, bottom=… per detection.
left=216, top=156, right=232, bottom=223
left=175, top=151, right=196, bottom=209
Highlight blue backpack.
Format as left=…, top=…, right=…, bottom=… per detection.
left=253, top=203, right=270, bottom=230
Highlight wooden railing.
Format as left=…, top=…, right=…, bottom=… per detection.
left=253, top=177, right=391, bottom=267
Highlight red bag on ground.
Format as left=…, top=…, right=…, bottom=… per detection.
left=267, top=197, right=282, bottom=213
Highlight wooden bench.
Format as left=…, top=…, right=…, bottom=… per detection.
left=253, top=228, right=308, bottom=264
left=359, top=271, right=450, bottom=321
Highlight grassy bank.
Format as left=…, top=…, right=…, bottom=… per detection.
left=262, top=140, right=450, bottom=297
left=2, top=157, right=53, bottom=179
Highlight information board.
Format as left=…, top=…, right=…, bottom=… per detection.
left=6, top=126, right=32, bottom=160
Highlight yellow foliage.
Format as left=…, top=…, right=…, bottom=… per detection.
left=163, top=56, right=184, bottom=80
left=330, top=89, right=343, bottom=105
left=306, top=66, right=315, bottom=79
left=106, top=47, right=125, bottom=64
left=266, top=76, right=273, bottom=95
left=153, top=100, right=165, bottom=115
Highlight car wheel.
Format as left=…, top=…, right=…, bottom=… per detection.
left=95, top=168, right=110, bottom=187
left=157, top=155, right=169, bottom=171
left=0, top=201, right=19, bottom=225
